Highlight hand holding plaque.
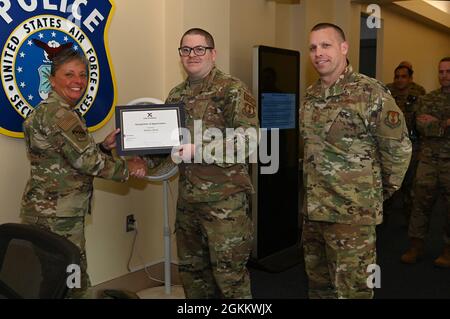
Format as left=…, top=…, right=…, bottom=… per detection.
left=101, top=128, right=120, bottom=151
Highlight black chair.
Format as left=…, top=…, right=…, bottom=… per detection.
left=0, top=223, right=81, bottom=299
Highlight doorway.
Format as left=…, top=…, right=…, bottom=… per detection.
left=359, top=13, right=378, bottom=78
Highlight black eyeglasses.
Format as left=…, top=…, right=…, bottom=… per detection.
left=178, top=46, right=214, bottom=57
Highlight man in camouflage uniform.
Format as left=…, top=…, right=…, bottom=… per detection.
left=401, top=57, right=450, bottom=267
left=393, top=61, right=427, bottom=97
left=300, top=23, right=411, bottom=299
left=21, top=48, right=146, bottom=298
left=385, top=65, right=426, bottom=222
left=165, top=28, right=258, bottom=298
left=387, top=61, right=427, bottom=96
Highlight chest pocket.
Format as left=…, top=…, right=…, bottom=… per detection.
left=325, top=108, right=366, bottom=153
left=187, top=94, right=226, bottom=127
left=203, top=99, right=225, bottom=129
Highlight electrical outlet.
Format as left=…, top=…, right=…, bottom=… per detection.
left=126, top=214, right=135, bottom=232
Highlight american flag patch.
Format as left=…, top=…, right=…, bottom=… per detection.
left=57, top=113, right=79, bottom=132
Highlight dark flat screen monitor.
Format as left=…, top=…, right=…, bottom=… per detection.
left=252, top=45, right=300, bottom=264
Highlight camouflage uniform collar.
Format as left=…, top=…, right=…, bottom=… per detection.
left=427, top=88, right=450, bottom=96
left=439, top=87, right=450, bottom=95
left=307, top=65, right=354, bottom=100
left=185, top=66, right=219, bottom=93
left=47, top=91, right=72, bottom=109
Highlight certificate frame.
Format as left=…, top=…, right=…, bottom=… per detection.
left=114, top=103, right=185, bottom=156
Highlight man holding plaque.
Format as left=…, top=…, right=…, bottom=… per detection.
left=165, top=28, right=258, bottom=299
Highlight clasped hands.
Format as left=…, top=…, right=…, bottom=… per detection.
left=127, top=157, right=148, bottom=178
left=102, top=128, right=148, bottom=179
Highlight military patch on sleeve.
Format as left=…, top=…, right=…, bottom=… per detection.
left=243, top=102, right=256, bottom=118
left=384, top=111, right=401, bottom=128
left=57, top=111, right=90, bottom=153
left=72, top=125, right=88, bottom=142
left=57, top=112, right=79, bottom=132
left=244, top=91, right=255, bottom=105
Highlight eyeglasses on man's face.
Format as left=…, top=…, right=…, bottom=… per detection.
left=178, top=46, right=214, bottom=57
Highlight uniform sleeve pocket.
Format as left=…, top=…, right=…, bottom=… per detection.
left=56, top=112, right=91, bottom=154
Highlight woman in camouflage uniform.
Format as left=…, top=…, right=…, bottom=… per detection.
left=20, top=47, right=146, bottom=298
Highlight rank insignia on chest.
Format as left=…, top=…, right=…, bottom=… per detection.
left=384, top=111, right=401, bottom=128
left=72, top=126, right=87, bottom=141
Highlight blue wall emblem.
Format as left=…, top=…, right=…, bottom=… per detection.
left=0, top=0, right=116, bottom=138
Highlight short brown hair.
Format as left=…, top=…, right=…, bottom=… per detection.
left=311, top=23, right=346, bottom=42
left=180, top=28, right=215, bottom=48
left=395, top=65, right=413, bottom=77
left=440, top=57, right=450, bottom=63
left=50, top=48, right=88, bottom=76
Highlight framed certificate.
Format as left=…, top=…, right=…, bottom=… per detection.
left=115, top=104, right=185, bottom=156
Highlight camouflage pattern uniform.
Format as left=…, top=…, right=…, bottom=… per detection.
left=387, top=81, right=426, bottom=99
left=411, top=82, right=427, bottom=96
left=386, top=82, right=426, bottom=134
left=21, top=91, right=129, bottom=298
left=385, top=82, right=425, bottom=219
left=165, top=67, right=258, bottom=298
left=408, top=89, right=450, bottom=244
left=300, top=65, right=411, bottom=299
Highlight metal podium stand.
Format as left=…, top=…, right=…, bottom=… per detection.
left=145, top=161, right=178, bottom=295
left=127, top=98, right=179, bottom=296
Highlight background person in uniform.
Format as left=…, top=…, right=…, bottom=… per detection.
left=384, top=64, right=425, bottom=224
left=164, top=28, right=258, bottom=299
left=386, top=64, right=426, bottom=119
left=300, top=23, right=411, bottom=299
left=390, top=61, right=427, bottom=96
left=21, top=47, right=147, bottom=298
left=401, top=57, right=450, bottom=267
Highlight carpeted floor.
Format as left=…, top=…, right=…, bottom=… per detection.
left=249, top=196, right=450, bottom=299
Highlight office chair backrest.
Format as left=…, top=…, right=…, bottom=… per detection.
left=0, top=223, right=81, bottom=299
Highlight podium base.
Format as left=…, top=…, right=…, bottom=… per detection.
left=137, top=286, right=185, bottom=299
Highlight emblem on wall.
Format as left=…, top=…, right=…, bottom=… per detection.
left=0, top=0, right=116, bottom=138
